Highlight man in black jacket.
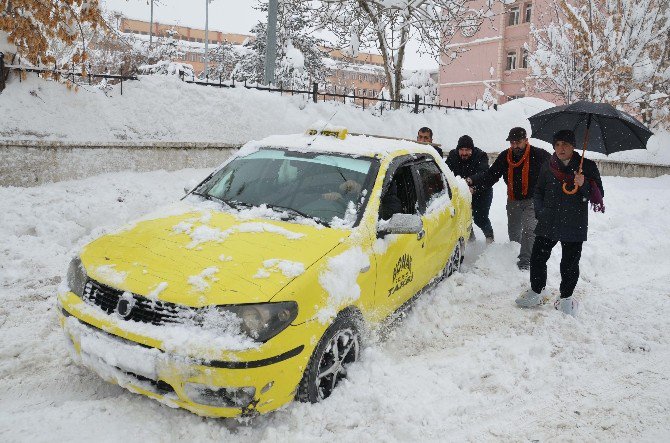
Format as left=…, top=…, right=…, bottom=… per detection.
left=516, top=130, right=604, bottom=316
left=446, top=135, right=494, bottom=243
left=417, top=126, right=443, bottom=158
left=467, top=127, right=550, bottom=269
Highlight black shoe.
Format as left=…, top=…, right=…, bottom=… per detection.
left=517, top=260, right=530, bottom=270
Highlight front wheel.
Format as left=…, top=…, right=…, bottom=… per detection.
left=296, top=314, right=361, bottom=403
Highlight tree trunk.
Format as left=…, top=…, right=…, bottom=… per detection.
left=392, top=25, right=408, bottom=109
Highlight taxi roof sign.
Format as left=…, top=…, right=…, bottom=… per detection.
left=306, top=126, right=348, bottom=140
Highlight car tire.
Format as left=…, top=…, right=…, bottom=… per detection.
left=296, top=313, right=361, bottom=403
left=446, top=238, right=464, bottom=277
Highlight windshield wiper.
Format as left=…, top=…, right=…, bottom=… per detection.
left=222, top=199, right=254, bottom=210
left=196, top=194, right=248, bottom=211
left=264, top=203, right=328, bottom=227
left=190, top=190, right=212, bottom=200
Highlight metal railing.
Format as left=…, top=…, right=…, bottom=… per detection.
left=0, top=58, right=489, bottom=113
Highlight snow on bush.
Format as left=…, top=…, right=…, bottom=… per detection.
left=400, top=70, right=438, bottom=104
left=139, top=60, right=194, bottom=78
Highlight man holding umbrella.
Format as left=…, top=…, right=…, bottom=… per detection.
left=515, top=101, right=653, bottom=315
left=467, top=127, right=550, bottom=269
left=516, top=130, right=604, bottom=315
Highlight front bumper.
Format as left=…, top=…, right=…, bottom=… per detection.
left=57, top=292, right=313, bottom=418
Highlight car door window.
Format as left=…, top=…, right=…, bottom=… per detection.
left=379, top=165, right=418, bottom=220
left=414, top=160, right=451, bottom=213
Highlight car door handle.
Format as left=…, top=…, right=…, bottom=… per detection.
left=417, top=229, right=425, bottom=241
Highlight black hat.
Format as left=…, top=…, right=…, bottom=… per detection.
left=457, top=135, right=474, bottom=150
left=552, top=129, right=576, bottom=147
left=506, top=127, right=527, bottom=141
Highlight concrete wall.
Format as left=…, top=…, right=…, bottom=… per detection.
left=0, top=141, right=238, bottom=187
left=1, top=142, right=668, bottom=188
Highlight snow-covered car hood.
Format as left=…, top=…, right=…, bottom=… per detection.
left=79, top=210, right=347, bottom=306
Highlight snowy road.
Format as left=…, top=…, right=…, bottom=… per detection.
left=1, top=169, right=669, bottom=442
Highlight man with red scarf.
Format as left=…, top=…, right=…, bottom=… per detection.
left=467, top=127, right=550, bottom=269
left=516, top=130, right=604, bottom=316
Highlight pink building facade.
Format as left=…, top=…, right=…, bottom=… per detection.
left=439, top=0, right=557, bottom=106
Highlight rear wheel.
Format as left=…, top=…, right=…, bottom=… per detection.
left=296, top=314, right=361, bottom=403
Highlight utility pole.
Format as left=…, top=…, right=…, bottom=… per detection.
left=149, top=0, right=154, bottom=47
left=204, top=0, right=210, bottom=79
left=263, top=0, right=278, bottom=85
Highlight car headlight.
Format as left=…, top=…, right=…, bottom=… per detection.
left=66, top=256, right=88, bottom=298
left=201, top=302, right=298, bottom=342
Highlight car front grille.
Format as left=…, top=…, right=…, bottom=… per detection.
left=82, top=279, right=194, bottom=326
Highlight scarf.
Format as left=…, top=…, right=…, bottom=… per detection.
left=549, top=153, right=605, bottom=213
left=505, top=143, right=530, bottom=200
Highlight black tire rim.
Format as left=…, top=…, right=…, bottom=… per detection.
left=315, top=327, right=360, bottom=400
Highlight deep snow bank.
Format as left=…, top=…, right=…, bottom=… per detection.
left=0, top=168, right=669, bottom=441
left=2, top=75, right=668, bottom=164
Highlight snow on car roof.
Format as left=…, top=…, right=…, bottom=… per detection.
left=241, top=131, right=438, bottom=159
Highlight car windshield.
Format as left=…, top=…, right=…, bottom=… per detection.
left=194, top=148, right=378, bottom=227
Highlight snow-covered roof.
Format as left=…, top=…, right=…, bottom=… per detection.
left=242, top=129, right=436, bottom=158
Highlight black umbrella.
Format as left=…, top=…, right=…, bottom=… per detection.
left=528, top=101, right=653, bottom=193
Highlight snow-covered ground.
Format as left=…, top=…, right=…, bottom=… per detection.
left=1, top=168, right=668, bottom=441
left=1, top=74, right=669, bottom=165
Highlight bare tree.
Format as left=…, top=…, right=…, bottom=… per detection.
left=528, top=0, right=670, bottom=128
left=300, top=0, right=484, bottom=107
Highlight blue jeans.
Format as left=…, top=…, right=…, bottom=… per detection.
left=472, top=190, right=494, bottom=239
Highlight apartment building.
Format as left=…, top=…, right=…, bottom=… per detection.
left=438, top=0, right=555, bottom=106
left=119, top=17, right=387, bottom=97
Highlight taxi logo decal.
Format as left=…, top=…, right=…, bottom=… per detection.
left=388, top=254, right=413, bottom=296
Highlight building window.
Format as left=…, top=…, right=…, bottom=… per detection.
left=508, top=7, right=520, bottom=26
left=521, top=48, right=529, bottom=68
left=506, top=51, right=517, bottom=70
left=524, top=4, right=532, bottom=23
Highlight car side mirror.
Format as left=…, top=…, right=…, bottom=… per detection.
left=378, top=213, right=423, bottom=237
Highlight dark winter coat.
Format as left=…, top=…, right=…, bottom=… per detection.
left=533, top=153, right=604, bottom=242
left=470, top=145, right=550, bottom=200
left=446, top=146, right=492, bottom=202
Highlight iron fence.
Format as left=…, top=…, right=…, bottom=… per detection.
left=1, top=58, right=493, bottom=113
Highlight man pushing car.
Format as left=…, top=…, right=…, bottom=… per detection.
left=467, top=127, right=550, bottom=269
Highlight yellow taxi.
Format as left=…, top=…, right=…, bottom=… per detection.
left=57, top=127, right=472, bottom=417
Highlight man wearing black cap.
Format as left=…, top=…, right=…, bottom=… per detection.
left=516, top=129, right=604, bottom=316
left=446, top=135, right=494, bottom=243
left=467, top=127, right=550, bottom=269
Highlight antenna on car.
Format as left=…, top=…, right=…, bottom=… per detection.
left=307, top=108, right=342, bottom=145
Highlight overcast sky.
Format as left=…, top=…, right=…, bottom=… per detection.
left=101, top=0, right=438, bottom=70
